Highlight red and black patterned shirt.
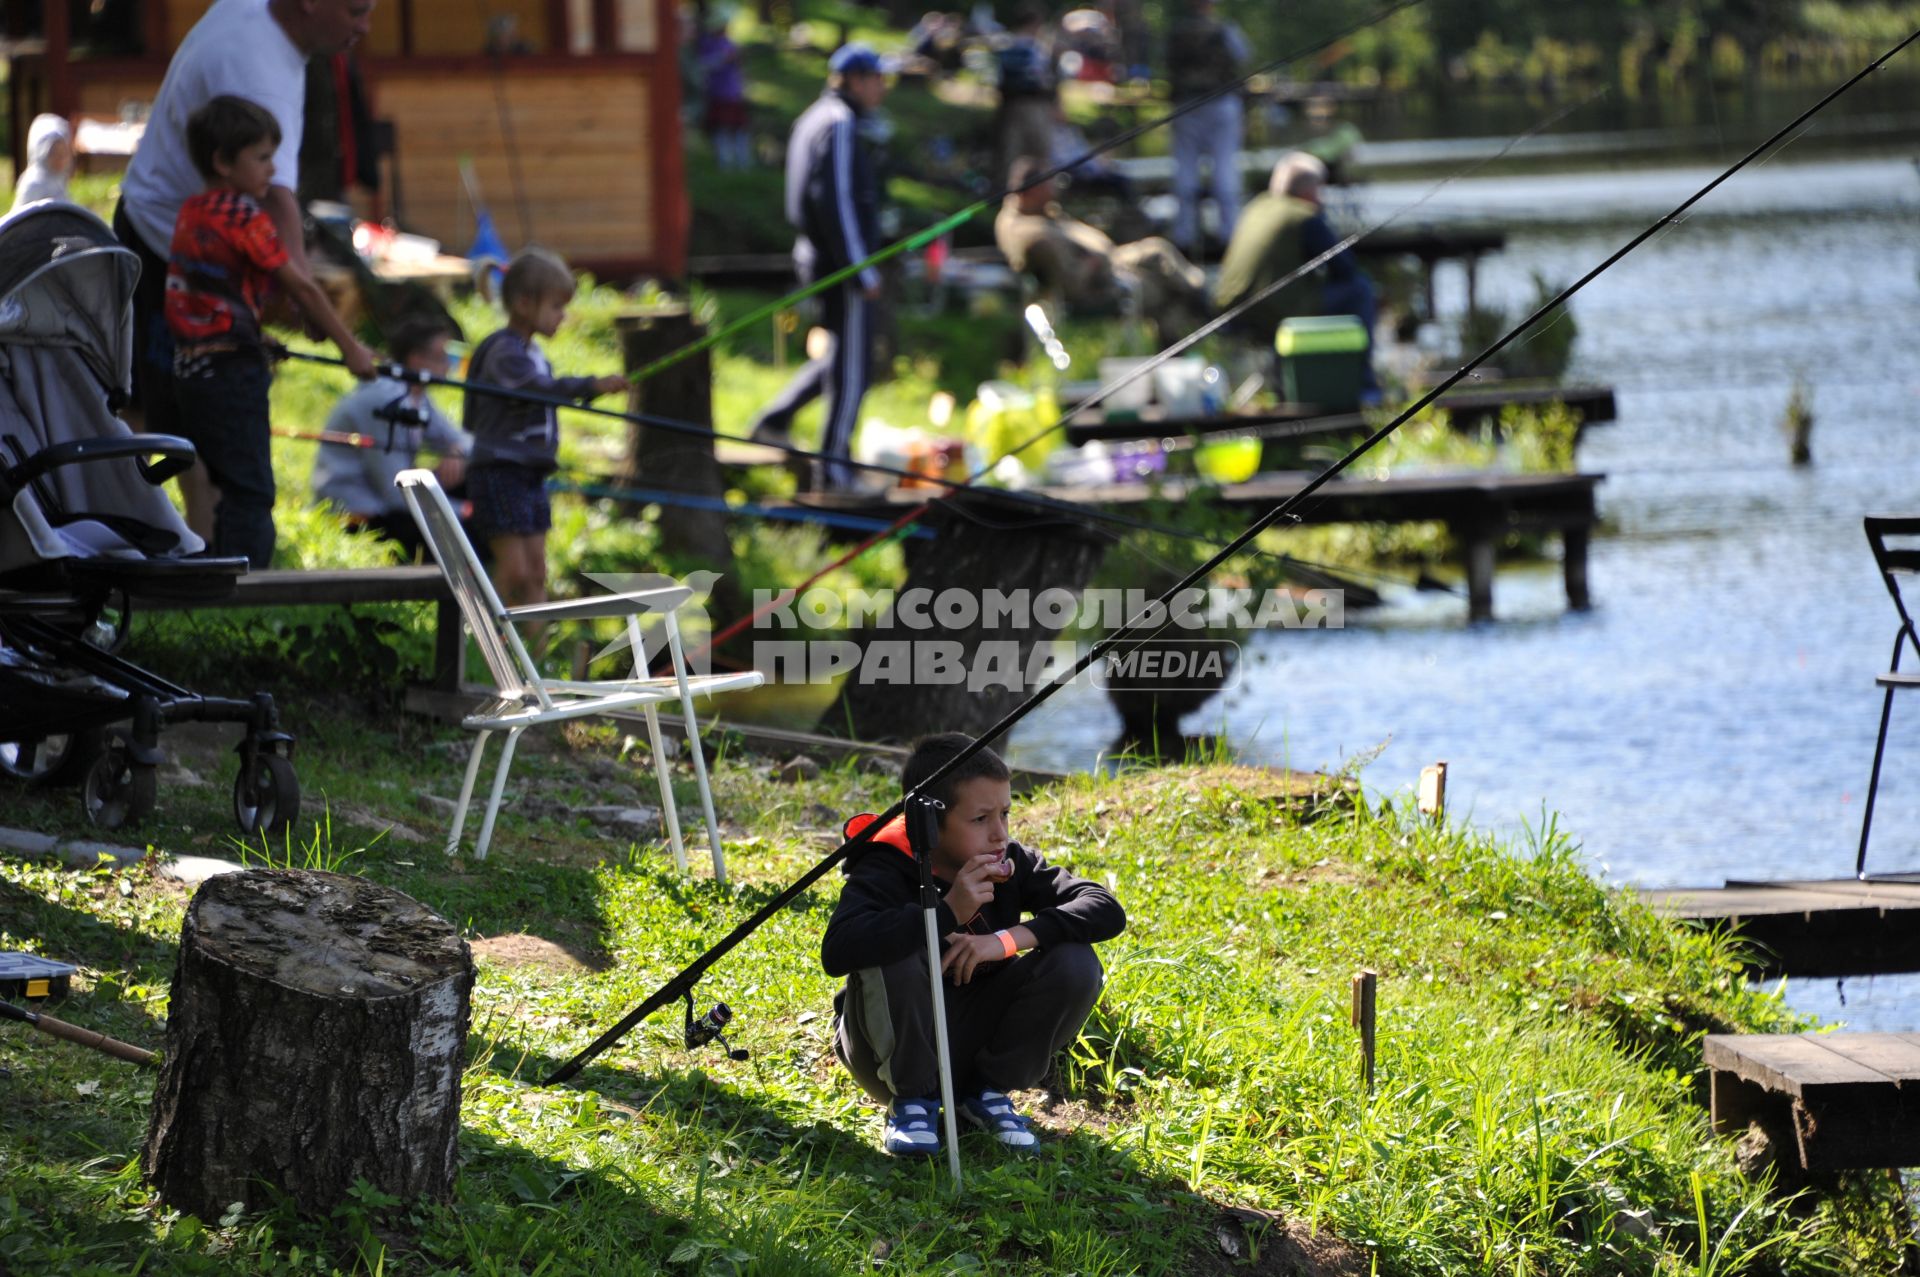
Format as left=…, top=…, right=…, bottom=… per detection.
left=164, top=189, right=288, bottom=359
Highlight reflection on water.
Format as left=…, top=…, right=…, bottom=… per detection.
left=1008, top=155, right=1920, bottom=1028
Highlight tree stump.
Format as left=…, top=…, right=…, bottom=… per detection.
left=825, top=497, right=1108, bottom=741
left=143, top=869, right=473, bottom=1220
left=616, top=306, right=746, bottom=628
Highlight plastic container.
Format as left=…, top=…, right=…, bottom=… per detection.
left=0, top=952, right=74, bottom=1001
left=1193, top=435, right=1263, bottom=485
left=966, top=382, right=1059, bottom=477
left=1276, top=314, right=1368, bottom=412
left=1150, top=358, right=1202, bottom=414
left=1097, top=358, right=1155, bottom=411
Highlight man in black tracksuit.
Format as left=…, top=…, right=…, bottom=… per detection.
left=748, top=43, right=888, bottom=490
left=822, top=734, right=1126, bottom=1155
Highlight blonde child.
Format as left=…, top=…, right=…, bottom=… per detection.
left=464, top=248, right=627, bottom=607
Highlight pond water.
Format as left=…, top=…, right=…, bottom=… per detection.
left=1007, top=152, right=1920, bottom=1028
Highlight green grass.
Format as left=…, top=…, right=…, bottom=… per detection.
left=0, top=721, right=1912, bottom=1274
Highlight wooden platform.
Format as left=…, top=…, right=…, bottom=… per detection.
left=1705, top=1032, right=1920, bottom=1171
left=1641, top=876, right=1920, bottom=977
left=139, top=567, right=462, bottom=692
left=787, top=470, right=1602, bottom=622
left=1063, top=384, right=1618, bottom=450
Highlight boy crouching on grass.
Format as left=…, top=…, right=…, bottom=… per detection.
left=822, top=733, right=1125, bottom=1156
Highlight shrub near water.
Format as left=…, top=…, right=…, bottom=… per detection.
left=0, top=754, right=1909, bottom=1274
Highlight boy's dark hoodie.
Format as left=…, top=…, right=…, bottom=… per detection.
left=820, top=813, right=1126, bottom=978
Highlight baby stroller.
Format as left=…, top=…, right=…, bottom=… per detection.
left=0, top=201, right=299, bottom=833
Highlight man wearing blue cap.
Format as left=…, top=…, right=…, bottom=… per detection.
left=748, top=44, right=889, bottom=490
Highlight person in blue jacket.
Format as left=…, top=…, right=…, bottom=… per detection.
left=748, top=44, right=889, bottom=490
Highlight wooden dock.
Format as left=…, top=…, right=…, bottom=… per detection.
left=1063, top=384, right=1618, bottom=451
left=1641, top=876, right=1920, bottom=978
left=787, top=469, right=1602, bottom=622
left=1705, top=1032, right=1920, bottom=1171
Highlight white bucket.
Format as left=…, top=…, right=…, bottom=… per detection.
left=1097, top=358, right=1155, bottom=410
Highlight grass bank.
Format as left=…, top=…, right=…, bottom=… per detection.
left=0, top=705, right=1910, bottom=1274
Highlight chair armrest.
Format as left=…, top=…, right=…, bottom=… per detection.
left=3, top=434, right=196, bottom=489
left=504, top=585, right=694, bottom=623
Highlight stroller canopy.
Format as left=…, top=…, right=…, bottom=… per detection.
left=0, top=202, right=139, bottom=398
left=0, top=202, right=201, bottom=572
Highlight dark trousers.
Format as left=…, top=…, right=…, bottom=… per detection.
left=751, top=282, right=869, bottom=489
left=174, top=354, right=276, bottom=568
left=834, top=942, right=1103, bottom=1103
left=111, top=202, right=181, bottom=440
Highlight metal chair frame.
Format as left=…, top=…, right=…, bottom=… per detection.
left=395, top=469, right=762, bottom=875
left=1855, top=515, right=1920, bottom=879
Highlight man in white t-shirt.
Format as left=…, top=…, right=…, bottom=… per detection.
left=114, top=0, right=375, bottom=537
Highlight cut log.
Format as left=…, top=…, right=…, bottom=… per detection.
left=616, top=306, right=746, bottom=627
left=825, top=497, right=1108, bottom=742
left=142, top=869, right=473, bottom=1220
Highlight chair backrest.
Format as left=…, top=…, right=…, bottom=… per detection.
left=1865, top=515, right=1920, bottom=659
left=395, top=469, right=537, bottom=699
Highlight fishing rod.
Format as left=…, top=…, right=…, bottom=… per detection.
left=0, top=1000, right=158, bottom=1068
left=543, top=29, right=1920, bottom=1087
left=277, top=347, right=1331, bottom=561
left=284, top=69, right=1590, bottom=599
left=625, top=0, right=1428, bottom=386
left=975, top=89, right=1604, bottom=480
left=282, top=347, right=1454, bottom=611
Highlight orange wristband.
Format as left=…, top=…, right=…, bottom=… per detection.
left=994, top=930, right=1018, bottom=959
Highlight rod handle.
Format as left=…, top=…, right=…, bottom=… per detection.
left=33, top=1012, right=159, bottom=1068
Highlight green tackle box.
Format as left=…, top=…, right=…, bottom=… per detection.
left=1275, top=314, right=1368, bottom=413
left=0, top=953, right=75, bottom=1001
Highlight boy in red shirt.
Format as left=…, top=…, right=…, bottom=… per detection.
left=167, top=94, right=374, bottom=567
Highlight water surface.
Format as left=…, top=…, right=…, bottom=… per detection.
left=1009, top=154, right=1920, bottom=1027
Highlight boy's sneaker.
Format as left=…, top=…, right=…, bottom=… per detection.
left=883, top=1096, right=944, bottom=1157
left=958, top=1089, right=1038, bottom=1152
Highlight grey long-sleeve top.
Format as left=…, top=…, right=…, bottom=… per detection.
left=310, top=376, right=472, bottom=518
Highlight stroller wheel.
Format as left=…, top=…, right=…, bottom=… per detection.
left=234, top=755, right=300, bottom=836
left=83, top=748, right=156, bottom=830
left=0, top=729, right=105, bottom=788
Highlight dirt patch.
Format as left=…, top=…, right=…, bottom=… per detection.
left=1025, top=1090, right=1130, bottom=1138
left=470, top=932, right=610, bottom=973
left=1190, top=1207, right=1374, bottom=1277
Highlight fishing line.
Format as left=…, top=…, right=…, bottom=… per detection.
left=543, top=29, right=1918, bottom=1086
left=277, top=346, right=1412, bottom=578
left=981, top=89, right=1607, bottom=477
left=285, top=85, right=1607, bottom=587
left=623, top=0, right=1429, bottom=385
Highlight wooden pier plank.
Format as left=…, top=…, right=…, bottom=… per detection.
left=1721, top=878, right=1920, bottom=904
left=1639, top=885, right=1880, bottom=919
left=1704, top=1032, right=1920, bottom=1170
left=1703, top=1033, right=1894, bottom=1097
left=1801, top=1034, right=1920, bottom=1085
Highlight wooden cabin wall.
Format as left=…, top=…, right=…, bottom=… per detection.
left=74, top=74, right=165, bottom=122
left=408, top=0, right=554, bottom=55
left=375, top=67, right=655, bottom=266
left=164, top=0, right=219, bottom=41
left=158, top=0, right=522, bottom=56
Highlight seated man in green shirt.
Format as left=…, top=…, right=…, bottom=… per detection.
left=994, top=158, right=1207, bottom=344
left=1213, top=151, right=1381, bottom=401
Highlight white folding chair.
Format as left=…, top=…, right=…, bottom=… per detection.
left=395, top=469, right=763, bottom=876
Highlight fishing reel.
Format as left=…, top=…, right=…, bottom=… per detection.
left=682, top=992, right=747, bottom=1061
left=371, top=398, right=432, bottom=430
